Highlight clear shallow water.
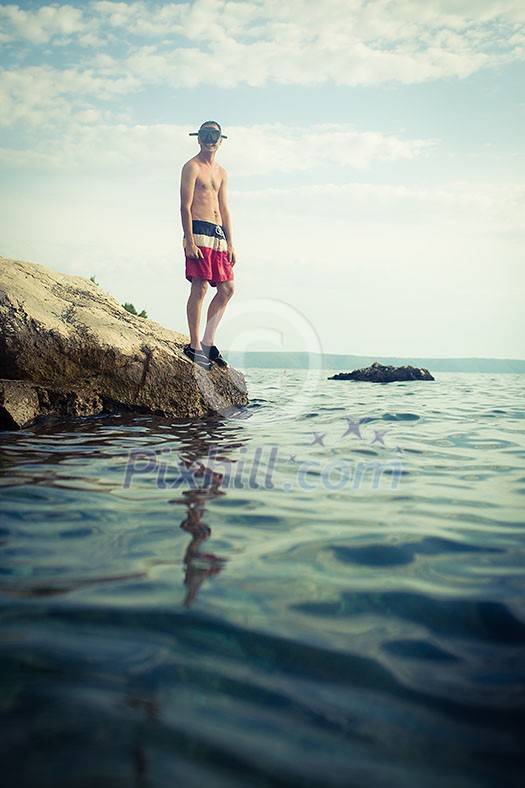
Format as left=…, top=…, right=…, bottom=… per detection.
left=1, top=371, right=524, bottom=788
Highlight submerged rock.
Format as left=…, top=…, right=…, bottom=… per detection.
left=0, top=257, right=248, bottom=430
left=329, top=361, right=434, bottom=382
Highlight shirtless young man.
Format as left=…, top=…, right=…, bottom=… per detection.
left=180, top=120, right=236, bottom=370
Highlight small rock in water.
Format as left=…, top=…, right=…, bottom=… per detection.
left=328, top=361, right=435, bottom=383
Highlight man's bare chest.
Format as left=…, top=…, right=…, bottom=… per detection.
left=196, top=171, right=222, bottom=195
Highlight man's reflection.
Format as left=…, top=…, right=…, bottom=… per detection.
left=174, top=457, right=229, bottom=607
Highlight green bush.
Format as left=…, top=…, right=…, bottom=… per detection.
left=123, top=302, right=148, bottom=319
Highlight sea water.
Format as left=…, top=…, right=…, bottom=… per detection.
left=0, top=371, right=524, bottom=787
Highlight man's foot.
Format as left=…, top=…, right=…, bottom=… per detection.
left=183, top=344, right=212, bottom=370
left=201, top=343, right=228, bottom=368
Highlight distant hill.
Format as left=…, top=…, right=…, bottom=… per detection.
left=224, top=351, right=525, bottom=373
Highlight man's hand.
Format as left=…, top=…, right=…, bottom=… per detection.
left=186, top=242, right=204, bottom=259
left=228, top=244, right=236, bottom=266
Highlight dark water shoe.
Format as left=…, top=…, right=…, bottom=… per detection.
left=201, top=343, right=228, bottom=368
left=183, top=345, right=212, bottom=370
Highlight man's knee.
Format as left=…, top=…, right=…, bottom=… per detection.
left=190, top=278, right=208, bottom=298
left=218, top=281, right=234, bottom=301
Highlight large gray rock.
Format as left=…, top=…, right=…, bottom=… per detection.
left=329, top=361, right=435, bottom=382
left=0, top=257, right=248, bottom=429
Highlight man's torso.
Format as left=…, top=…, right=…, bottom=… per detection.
left=189, top=157, right=224, bottom=225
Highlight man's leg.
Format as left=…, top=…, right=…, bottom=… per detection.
left=202, top=280, right=235, bottom=346
left=186, top=278, right=209, bottom=350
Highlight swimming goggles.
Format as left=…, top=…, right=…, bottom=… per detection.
left=189, top=128, right=227, bottom=144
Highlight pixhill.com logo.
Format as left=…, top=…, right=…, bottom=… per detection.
left=123, top=415, right=405, bottom=493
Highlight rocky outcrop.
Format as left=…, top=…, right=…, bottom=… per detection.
left=329, top=361, right=434, bottom=382
left=0, top=379, right=104, bottom=430
left=0, top=257, right=248, bottom=430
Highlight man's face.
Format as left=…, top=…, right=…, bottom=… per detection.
left=198, top=125, right=222, bottom=150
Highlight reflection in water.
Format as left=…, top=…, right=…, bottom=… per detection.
left=0, top=413, right=246, bottom=604
left=119, top=450, right=234, bottom=784
left=174, top=457, right=229, bottom=608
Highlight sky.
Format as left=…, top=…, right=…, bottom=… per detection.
left=0, top=0, right=524, bottom=360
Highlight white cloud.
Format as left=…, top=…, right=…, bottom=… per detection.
left=0, top=121, right=433, bottom=175
left=0, top=0, right=523, bottom=117
left=91, top=0, right=187, bottom=36
left=0, top=65, right=140, bottom=128
left=232, top=179, right=525, bottom=236
left=0, top=3, right=85, bottom=44
left=221, top=124, right=434, bottom=175
left=110, top=0, right=523, bottom=88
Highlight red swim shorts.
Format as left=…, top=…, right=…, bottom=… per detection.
left=185, top=220, right=234, bottom=287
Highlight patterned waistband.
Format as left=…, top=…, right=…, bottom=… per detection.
left=192, top=220, right=226, bottom=239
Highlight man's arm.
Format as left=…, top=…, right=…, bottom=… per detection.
left=180, top=161, right=204, bottom=259
left=218, top=169, right=236, bottom=266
